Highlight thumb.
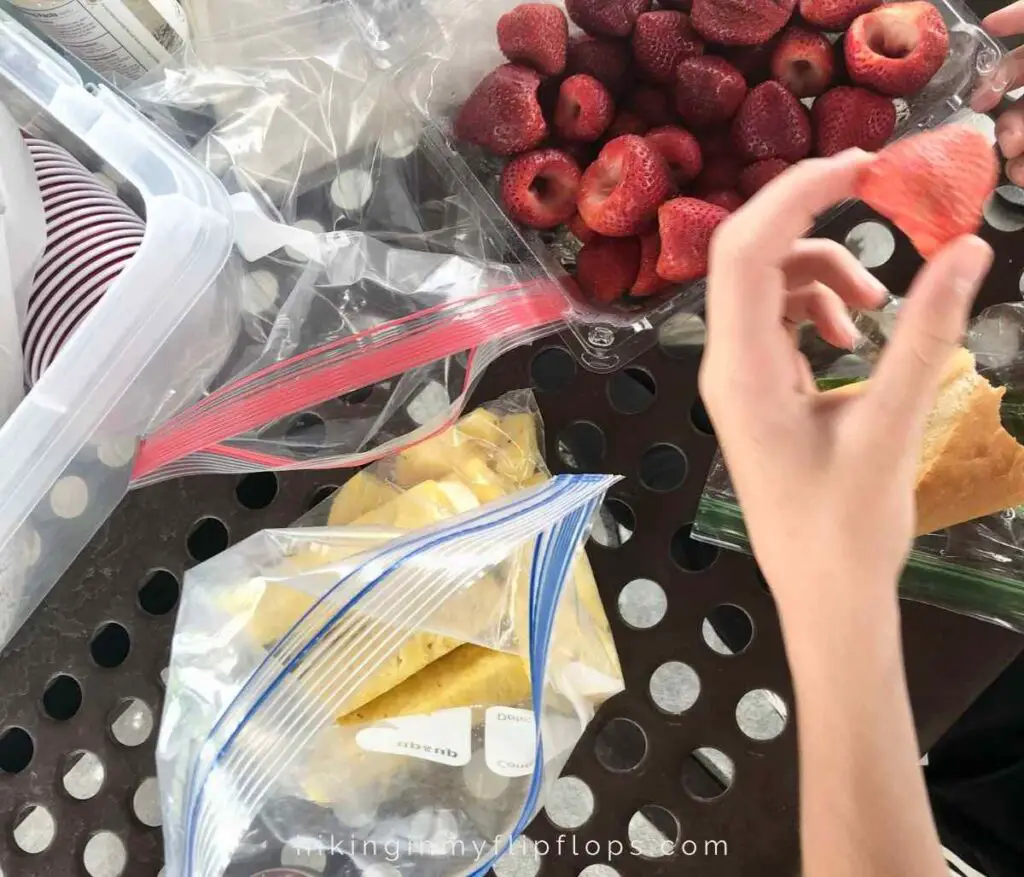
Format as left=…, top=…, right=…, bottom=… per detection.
left=863, top=236, right=993, bottom=446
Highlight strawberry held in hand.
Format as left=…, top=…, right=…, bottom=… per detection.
left=577, top=135, right=673, bottom=236
left=631, top=10, right=704, bottom=84
left=500, top=149, right=581, bottom=230
left=733, top=81, right=811, bottom=162
left=497, top=3, right=569, bottom=76
left=455, top=65, right=547, bottom=155
left=656, top=196, right=729, bottom=281
left=691, top=0, right=796, bottom=46
left=812, top=86, right=896, bottom=156
left=855, top=126, right=998, bottom=258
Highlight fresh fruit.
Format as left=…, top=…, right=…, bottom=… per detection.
left=607, top=109, right=650, bottom=137
left=645, top=125, right=703, bottom=185
left=675, top=56, right=747, bottom=128
left=771, top=26, right=835, bottom=97
left=569, top=212, right=598, bottom=243
left=497, top=4, right=569, bottom=76
left=567, top=0, right=652, bottom=38
left=576, top=236, right=642, bottom=301
left=799, top=0, right=880, bottom=30
left=500, top=149, right=582, bottom=229
left=702, top=189, right=745, bottom=210
left=855, top=126, right=997, bottom=257
left=738, top=158, right=790, bottom=196
left=812, top=86, right=896, bottom=156
left=719, top=41, right=776, bottom=84
left=455, top=64, right=547, bottom=155
left=578, top=134, right=673, bottom=236
left=566, top=34, right=632, bottom=93
left=555, top=74, right=615, bottom=141
left=657, top=196, right=729, bottom=281
left=628, top=86, right=677, bottom=126
left=632, top=232, right=669, bottom=294
left=732, top=81, right=811, bottom=162
left=694, top=154, right=742, bottom=192
left=690, top=0, right=797, bottom=46
left=845, top=1, right=949, bottom=97
left=632, top=10, right=704, bottom=83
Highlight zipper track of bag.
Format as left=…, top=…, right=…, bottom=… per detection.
left=133, top=280, right=566, bottom=481
left=182, top=475, right=616, bottom=877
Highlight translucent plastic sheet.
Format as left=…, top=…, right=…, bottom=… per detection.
left=127, top=5, right=567, bottom=482
left=158, top=397, right=622, bottom=877
left=694, top=301, right=1024, bottom=632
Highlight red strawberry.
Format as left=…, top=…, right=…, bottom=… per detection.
left=675, top=56, right=747, bottom=128
left=578, top=134, right=674, bottom=236
left=732, top=81, right=811, bottom=162
left=628, top=87, right=677, bottom=126
left=702, top=189, right=745, bottom=210
left=719, top=41, right=776, bottom=85
left=566, top=0, right=652, bottom=38
left=812, top=86, right=896, bottom=156
left=606, top=110, right=650, bottom=137
left=497, top=4, right=569, bottom=76
left=855, top=126, right=997, bottom=258
left=799, top=0, right=880, bottom=31
left=566, top=34, right=632, bottom=94
left=455, top=65, right=547, bottom=155
left=555, top=75, right=615, bottom=141
left=500, top=149, right=582, bottom=229
left=771, top=26, right=834, bottom=97
left=738, top=158, right=790, bottom=197
left=691, top=0, right=796, bottom=46
left=632, top=11, right=704, bottom=83
left=632, top=233, right=670, bottom=295
left=694, top=154, right=742, bottom=193
left=657, top=196, right=729, bottom=281
left=569, top=212, right=598, bottom=243
left=576, top=236, right=642, bottom=302
left=845, top=1, right=949, bottom=97
left=646, top=125, right=703, bottom=185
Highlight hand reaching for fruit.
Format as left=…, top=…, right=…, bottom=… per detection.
left=980, top=1, right=1024, bottom=187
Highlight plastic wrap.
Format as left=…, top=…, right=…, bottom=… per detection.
left=693, top=301, right=1024, bottom=632
left=127, top=6, right=567, bottom=483
left=158, top=395, right=623, bottom=877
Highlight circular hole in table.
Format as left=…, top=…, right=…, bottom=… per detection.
left=43, top=673, right=82, bottom=720
left=530, top=346, right=576, bottom=393
left=617, top=578, right=667, bottom=629
left=109, top=697, right=154, bottom=748
left=682, top=747, right=735, bottom=802
left=83, top=830, right=127, bottom=877
left=594, top=717, right=648, bottom=772
left=13, top=804, right=56, bottom=854
left=628, top=804, right=680, bottom=858
left=0, top=726, right=34, bottom=773
left=62, top=750, right=105, bottom=800
left=492, top=836, right=542, bottom=877
left=844, top=220, right=895, bottom=268
left=187, top=516, right=229, bottom=562
left=670, top=524, right=718, bottom=571
left=306, top=484, right=339, bottom=513
left=342, top=385, right=374, bottom=405
left=557, top=421, right=606, bottom=471
left=639, top=443, right=687, bottom=492
left=90, top=622, right=131, bottom=668
left=132, top=777, right=162, bottom=828
left=138, top=569, right=180, bottom=616
left=650, top=661, right=701, bottom=714
left=545, top=775, right=594, bottom=829
left=690, top=396, right=714, bottom=436
left=285, top=412, right=327, bottom=448
left=50, top=474, right=89, bottom=519
left=236, top=471, right=279, bottom=510
left=985, top=188, right=1024, bottom=232
left=737, top=689, right=789, bottom=742
left=579, top=866, right=620, bottom=877
left=607, top=367, right=657, bottom=415
left=591, top=498, right=635, bottom=548
left=702, top=604, right=754, bottom=655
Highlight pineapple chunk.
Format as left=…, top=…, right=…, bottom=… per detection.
left=327, top=471, right=401, bottom=526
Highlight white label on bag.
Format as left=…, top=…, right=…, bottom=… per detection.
left=485, top=707, right=537, bottom=778
left=355, top=708, right=471, bottom=766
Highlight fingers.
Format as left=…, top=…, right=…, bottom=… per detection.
left=983, top=1, right=1024, bottom=38
left=783, top=239, right=888, bottom=311
left=860, top=236, right=993, bottom=446
left=997, top=103, right=1024, bottom=159
left=785, top=282, right=862, bottom=351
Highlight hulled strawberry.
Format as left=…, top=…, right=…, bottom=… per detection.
left=738, top=158, right=790, bottom=197
left=732, top=81, right=811, bottom=162
left=566, top=34, right=632, bottom=93
left=567, top=0, right=652, bottom=38
left=657, top=196, right=729, bottom=281
left=771, top=26, right=835, bottom=97
left=799, top=0, right=880, bottom=30
left=812, top=86, right=896, bottom=156
left=500, top=149, right=582, bottom=229
left=632, top=10, right=704, bottom=83
left=555, top=74, right=615, bottom=141
left=690, top=0, right=796, bottom=46
left=497, top=4, right=569, bottom=76
left=646, top=125, right=704, bottom=186
left=675, top=56, right=747, bottom=128
left=569, top=212, right=598, bottom=243
left=455, top=65, right=547, bottom=155
left=576, top=235, right=642, bottom=301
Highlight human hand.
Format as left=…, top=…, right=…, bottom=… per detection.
left=699, top=151, right=993, bottom=625
left=979, top=2, right=1024, bottom=185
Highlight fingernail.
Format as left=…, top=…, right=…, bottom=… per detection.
left=951, top=237, right=994, bottom=296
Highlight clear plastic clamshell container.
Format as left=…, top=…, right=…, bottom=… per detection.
left=0, top=9, right=236, bottom=650
left=413, top=0, right=1005, bottom=371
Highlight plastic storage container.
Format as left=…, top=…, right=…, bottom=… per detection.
left=405, top=0, right=1005, bottom=371
left=0, top=8, right=235, bottom=650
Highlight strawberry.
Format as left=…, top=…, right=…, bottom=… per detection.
left=455, top=65, right=547, bottom=155
left=632, top=11, right=704, bottom=84
left=500, top=149, right=582, bottom=229
left=576, top=236, right=642, bottom=302
left=738, top=158, right=790, bottom=197
left=694, top=154, right=742, bottom=193
left=628, top=87, right=677, bottom=126
left=702, top=189, right=745, bottom=210
left=771, top=26, right=835, bottom=97
left=578, top=134, right=674, bottom=236
left=799, top=0, right=881, bottom=31
left=691, top=0, right=796, bottom=46
left=812, top=86, right=896, bottom=156
left=646, top=125, right=703, bottom=186
left=569, top=212, right=598, bottom=243
left=497, top=4, right=569, bottom=76
left=555, top=74, right=615, bottom=141
left=719, top=41, right=776, bottom=85
left=732, top=81, right=811, bottom=162
left=567, top=0, right=652, bottom=38
left=845, top=1, right=949, bottom=97
left=606, top=110, right=650, bottom=137
left=633, top=232, right=670, bottom=295
left=675, top=56, right=747, bottom=128
left=566, top=34, right=632, bottom=94
left=657, top=196, right=729, bottom=281
left=855, top=126, right=997, bottom=258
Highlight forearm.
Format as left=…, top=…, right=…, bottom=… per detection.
left=779, top=588, right=948, bottom=877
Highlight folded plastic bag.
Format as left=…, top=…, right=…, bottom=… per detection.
left=127, top=6, right=566, bottom=483
left=693, top=300, right=1024, bottom=631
